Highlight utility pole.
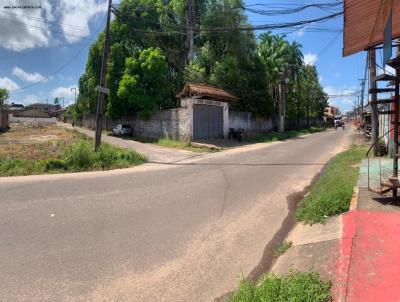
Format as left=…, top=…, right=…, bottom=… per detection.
left=185, top=0, right=195, bottom=64
left=94, top=0, right=112, bottom=151
left=359, top=78, right=366, bottom=125
left=278, top=79, right=286, bottom=133
left=368, top=49, right=379, bottom=156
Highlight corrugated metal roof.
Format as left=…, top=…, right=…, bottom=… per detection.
left=177, top=82, right=239, bottom=102
left=343, top=0, right=400, bottom=56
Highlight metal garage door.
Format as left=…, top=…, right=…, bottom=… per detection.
left=193, top=104, right=223, bottom=140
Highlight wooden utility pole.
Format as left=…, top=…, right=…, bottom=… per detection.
left=94, top=0, right=112, bottom=151
left=185, top=0, right=195, bottom=64
left=278, top=80, right=285, bottom=133
left=359, top=79, right=366, bottom=125
left=368, top=49, right=379, bottom=156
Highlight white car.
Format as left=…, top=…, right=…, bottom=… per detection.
left=112, top=124, right=133, bottom=136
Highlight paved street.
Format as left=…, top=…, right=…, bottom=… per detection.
left=0, top=128, right=353, bottom=301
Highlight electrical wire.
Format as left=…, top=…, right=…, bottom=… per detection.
left=9, top=14, right=107, bottom=93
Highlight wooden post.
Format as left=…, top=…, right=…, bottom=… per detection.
left=94, top=0, right=112, bottom=151
left=368, top=49, right=379, bottom=156
left=278, top=80, right=285, bottom=133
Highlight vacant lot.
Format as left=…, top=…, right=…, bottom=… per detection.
left=0, top=123, right=146, bottom=176
left=0, top=123, right=82, bottom=161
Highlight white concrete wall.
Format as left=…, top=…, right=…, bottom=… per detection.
left=9, top=115, right=57, bottom=124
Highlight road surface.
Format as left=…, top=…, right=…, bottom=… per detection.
left=0, top=128, right=353, bottom=301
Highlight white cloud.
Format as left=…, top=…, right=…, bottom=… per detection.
left=318, top=75, right=323, bottom=83
left=21, top=94, right=39, bottom=105
left=0, top=1, right=106, bottom=51
left=51, top=86, right=79, bottom=98
left=59, top=0, right=107, bottom=43
left=12, top=67, right=46, bottom=83
left=296, top=27, right=306, bottom=37
left=0, top=0, right=52, bottom=51
left=304, top=53, right=317, bottom=66
left=0, top=77, right=19, bottom=90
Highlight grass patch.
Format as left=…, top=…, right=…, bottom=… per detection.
left=296, top=144, right=367, bottom=224
left=246, top=126, right=326, bottom=144
left=0, top=139, right=147, bottom=176
left=274, top=241, right=293, bottom=258
left=230, top=271, right=331, bottom=302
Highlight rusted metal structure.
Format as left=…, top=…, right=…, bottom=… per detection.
left=343, top=0, right=400, bottom=56
left=344, top=0, right=400, bottom=197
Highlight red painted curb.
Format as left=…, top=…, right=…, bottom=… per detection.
left=335, top=210, right=400, bottom=302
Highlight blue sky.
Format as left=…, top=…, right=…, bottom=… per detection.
left=0, top=0, right=372, bottom=112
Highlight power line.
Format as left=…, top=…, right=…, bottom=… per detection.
left=9, top=14, right=107, bottom=93
left=0, top=16, right=96, bottom=42
left=309, top=32, right=342, bottom=65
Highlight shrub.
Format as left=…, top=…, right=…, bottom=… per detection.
left=62, top=140, right=96, bottom=171
left=44, top=159, right=67, bottom=171
left=0, top=157, right=35, bottom=176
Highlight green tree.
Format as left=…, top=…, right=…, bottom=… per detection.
left=0, top=88, right=9, bottom=108
left=117, top=47, right=168, bottom=118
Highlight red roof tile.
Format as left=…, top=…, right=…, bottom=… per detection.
left=177, top=82, right=238, bottom=102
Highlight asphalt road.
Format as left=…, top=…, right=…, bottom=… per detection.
left=0, top=128, right=353, bottom=301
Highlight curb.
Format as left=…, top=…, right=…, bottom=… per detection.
left=349, top=186, right=359, bottom=210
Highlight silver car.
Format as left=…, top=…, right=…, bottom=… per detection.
left=112, top=124, right=133, bottom=136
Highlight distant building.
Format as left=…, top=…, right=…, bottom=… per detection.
left=6, top=102, right=25, bottom=115
left=324, top=106, right=339, bottom=125
left=29, top=103, right=61, bottom=115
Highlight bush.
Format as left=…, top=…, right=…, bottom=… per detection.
left=0, top=139, right=147, bottom=176
left=97, top=144, right=120, bottom=169
left=44, top=159, right=67, bottom=171
left=0, top=157, right=36, bottom=176
left=230, top=271, right=331, bottom=302
left=97, top=144, right=147, bottom=169
left=62, top=140, right=97, bottom=171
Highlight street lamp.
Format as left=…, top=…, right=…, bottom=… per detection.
left=71, top=87, right=77, bottom=104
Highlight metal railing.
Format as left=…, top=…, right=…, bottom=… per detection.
left=366, top=127, right=394, bottom=190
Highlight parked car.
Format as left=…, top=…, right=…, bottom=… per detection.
left=112, top=124, right=133, bottom=136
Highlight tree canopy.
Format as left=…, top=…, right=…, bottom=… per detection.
left=0, top=89, right=9, bottom=108
left=75, top=0, right=327, bottom=121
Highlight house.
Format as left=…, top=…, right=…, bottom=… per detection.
left=323, top=106, right=339, bottom=126
left=177, top=82, right=238, bottom=140
left=12, top=109, right=51, bottom=118
left=29, top=103, right=61, bottom=116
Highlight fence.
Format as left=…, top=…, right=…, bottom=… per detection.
left=9, top=116, right=57, bottom=124
left=229, top=111, right=325, bottom=133
left=76, top=108, right=190, bottom=140
left=74, top=109, right=325, bottom=141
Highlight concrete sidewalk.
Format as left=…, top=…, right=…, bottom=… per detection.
left=272, top=158, right=400, bottom=302
left=58, top=122, right=200, bottom=163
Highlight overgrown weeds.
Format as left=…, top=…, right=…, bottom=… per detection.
left=296, top=144, right=366, bottom=224
left=0, top=139, right=146, bottom=176
left=229, top=271, right=331, bottom=302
